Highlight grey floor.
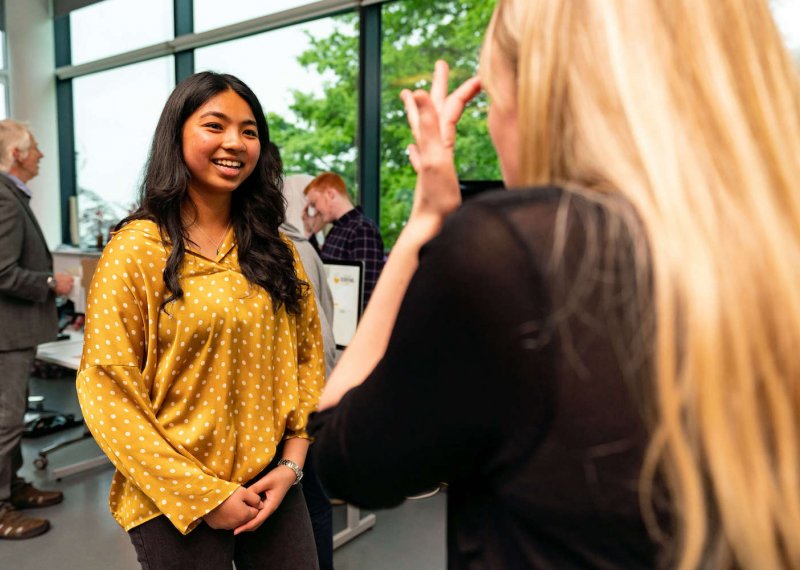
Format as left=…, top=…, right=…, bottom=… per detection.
left=1, top=374, right=446, bottom=570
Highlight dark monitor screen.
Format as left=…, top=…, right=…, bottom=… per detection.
left=459, top=179, right=505, bottom=201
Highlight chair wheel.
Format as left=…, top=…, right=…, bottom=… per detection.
left=34, top=457, right=48, bottom=470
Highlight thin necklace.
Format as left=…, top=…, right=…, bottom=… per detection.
left=193, top=222, right=230, bottom=255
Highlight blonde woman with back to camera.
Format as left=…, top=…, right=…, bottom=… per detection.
left=307, top=0, right=800, bottom=568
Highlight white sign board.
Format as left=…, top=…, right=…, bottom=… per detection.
left=323, top=261, right=364, bottom=349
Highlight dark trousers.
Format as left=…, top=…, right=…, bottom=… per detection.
left=128, top=473, right=318, bottom=569
left=0, top=348, right=35, bottom=506
left=303, top=449, right=334, bottom=570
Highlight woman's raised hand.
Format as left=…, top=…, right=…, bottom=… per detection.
left=401, top=60, right=481, bottom=227
left=318, top=62, right=481, bottom=412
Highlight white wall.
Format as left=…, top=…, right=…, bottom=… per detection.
left=6, top=0, right=61, bottom=248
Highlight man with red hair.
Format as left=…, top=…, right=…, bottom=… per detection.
left=303, top=172, right=384, bottom=305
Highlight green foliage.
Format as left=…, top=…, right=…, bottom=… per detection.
left=267, top=13, right=360, bottom=197
left=270, top=0, right=499, bottom=248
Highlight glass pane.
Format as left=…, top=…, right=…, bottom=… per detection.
left=380, top=0, right=499, bottom=248
left=73, top=57, right=174, bottom=248
left=195, top=14, right=359, bottom=195
left=194, top=0, right=313, bottom=34
left=771, top=0, right=800, bottom=61
left=0, top=85, right=6, bottom=120
left=70, top=0, right=173, bottom=66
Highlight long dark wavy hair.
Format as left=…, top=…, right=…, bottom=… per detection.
left=117, top=71, right=305, bottom=314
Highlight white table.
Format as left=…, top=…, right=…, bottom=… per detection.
left=334, top=505, right=376, bottom=549
left=35, top=332, right=111, bottom=480
left=36, top=335, right=83, bottom=370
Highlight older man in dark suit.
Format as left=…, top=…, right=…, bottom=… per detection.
left=0, top=119, right=74, bottom=539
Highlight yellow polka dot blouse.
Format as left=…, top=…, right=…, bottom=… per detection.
left=76, top=220, right=324, bottom=535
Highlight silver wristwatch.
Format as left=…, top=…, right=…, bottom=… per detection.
left=277, top=458, right=303, bottom=485
left=46, top=274, right=57, bottom=290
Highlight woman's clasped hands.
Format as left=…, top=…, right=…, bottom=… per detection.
left=202, top=465, right=296, bottom=534
left=202, top=486, right=263, bottom=531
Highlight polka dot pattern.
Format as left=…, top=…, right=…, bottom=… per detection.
left=76, top=220, right=325, bottom=535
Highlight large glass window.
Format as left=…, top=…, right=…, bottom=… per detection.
left=194, top=0, right=313, bottom=34
left=379, top=0, right=498, bottom=247
left=0, top=0, right=7, bottom=120
left=73, top=57, right=174, bottom=247
left=70, top=0, right=174, bottom=66
left=195, top=13, right=359, bottom=196
left=59, top=0, right=498, bottom=250
left=771, top=0, right=800, bottom=62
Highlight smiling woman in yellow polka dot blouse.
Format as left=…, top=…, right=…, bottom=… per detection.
left=77, top=72, right=324, bottom=568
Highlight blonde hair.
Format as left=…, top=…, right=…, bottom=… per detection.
left=0, top=119, right=32, bottom=172
left=481, top=1, right=800, bottom=568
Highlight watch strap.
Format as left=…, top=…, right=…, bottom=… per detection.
left=277, top=458, right=303, bottom=485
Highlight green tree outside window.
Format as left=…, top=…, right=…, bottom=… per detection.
left=268, top=0, right=499, bottom=249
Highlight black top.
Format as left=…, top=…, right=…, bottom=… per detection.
left=309, top=187, right=659, bottom=569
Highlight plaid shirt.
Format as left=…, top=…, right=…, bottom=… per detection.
left=314, top=207, right=385, bottom=306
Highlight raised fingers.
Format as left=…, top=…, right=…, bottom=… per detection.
left=401, top=88, right=421, bottom=141
left=437, top=76, right=482, bottom=149
left=413, top=90, right=444, bottom=151
left=447, top=76, right=482, bottom=117
left=430, top=60, right=449, bottom=110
